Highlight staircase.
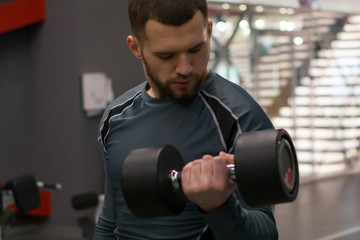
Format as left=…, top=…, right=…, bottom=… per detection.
left=271, top=15, right=360, bottom=175
left=253, top=11, right=348, bottom=114
left=209, top=6, right=360, bottom=175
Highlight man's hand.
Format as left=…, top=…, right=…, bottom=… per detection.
left=181, top=152, right=237, bottom=213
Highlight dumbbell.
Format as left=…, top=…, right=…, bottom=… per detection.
left=121, top=128, right=299, bottom=217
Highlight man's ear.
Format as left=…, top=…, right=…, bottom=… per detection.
left=127, top=35, right=142, bottom=59
left=207, top=19, right=213, bottom=39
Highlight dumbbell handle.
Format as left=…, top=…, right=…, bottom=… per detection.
left=37, top=181, right=63, bottom=190
left=170, top=164, right=236, bottom=190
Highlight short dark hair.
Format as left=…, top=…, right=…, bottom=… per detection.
left=128, top=0, right=208, bottom=42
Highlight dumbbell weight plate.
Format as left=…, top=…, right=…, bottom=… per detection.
left=234, top=129, right=299, bottom=207
left=278, top=138, right=296, bottom=193
left=122, top=145, right=187, bottom=217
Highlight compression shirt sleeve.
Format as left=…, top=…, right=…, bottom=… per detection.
left=92, top=174, right=117, bottom=240
left=203, top=190, right=278, bottom=240
left=202, top=84, right=278, bottom=239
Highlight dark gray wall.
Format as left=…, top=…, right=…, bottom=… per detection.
left=0, top=0, right=143, bottom=225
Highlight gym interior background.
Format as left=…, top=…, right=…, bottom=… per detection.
left=0, top=0, right=359, bottom=239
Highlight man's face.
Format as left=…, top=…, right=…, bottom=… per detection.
left=137, top=11, right=212, bottom=101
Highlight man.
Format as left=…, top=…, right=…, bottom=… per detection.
left=93, top=0, right=278, bottom=239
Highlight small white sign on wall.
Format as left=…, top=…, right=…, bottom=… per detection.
left=81, top=72, right=114, bottom=117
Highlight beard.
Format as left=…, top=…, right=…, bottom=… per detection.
left=142, top=55, right=207, bottom=102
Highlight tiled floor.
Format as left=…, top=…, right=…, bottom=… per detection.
left=275, top=173, right=360, bottom=240
left=2, top=224, right=83, bottom=240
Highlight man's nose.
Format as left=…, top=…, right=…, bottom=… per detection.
left=175, top=53, right=193, bottom=77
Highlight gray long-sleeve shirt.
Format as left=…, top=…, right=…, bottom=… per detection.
left=94, top=71, right=278, bottom=240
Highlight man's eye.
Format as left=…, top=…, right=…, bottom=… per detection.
left=189, top=46, right=202, bottom=53
left=157, top=54, right=174, bottom=60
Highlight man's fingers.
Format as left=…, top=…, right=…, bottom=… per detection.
left=218, top=151, right=234, bottom=165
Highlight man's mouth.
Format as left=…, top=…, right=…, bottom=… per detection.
left=174, top=79, right=193, bottom=89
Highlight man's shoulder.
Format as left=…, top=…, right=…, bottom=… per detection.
left=109, top=82, right=145, bottom=108
left=204, top=71, right=252, bottom=101
left=100, top=82, right=146, bottom=122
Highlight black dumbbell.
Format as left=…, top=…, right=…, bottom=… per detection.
left=121, top=129, right=299, bottom=217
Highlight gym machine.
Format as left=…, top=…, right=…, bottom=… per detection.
left=0, top=174, right=61, bottom=240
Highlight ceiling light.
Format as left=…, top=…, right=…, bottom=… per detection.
left=287, top=21, right=296, bottom=31
left=255, top=6, right=264, bottom=12
left=279, top=20, right=296, bottom=32
left=293, top=37, right=304, bottom=45
left=216, top=21, right=229, bottom=32
left=279, top=21, right=288, bottom=31
left=287, top=8, right=295, bottom=15
left=239, top=4, right=247, bottom=11
left=239, top=20, right=249, bottom=29
left=221, top=3, right=230, bottom=10
left=255, top=19, right=265, bottom=29
left=279, top=8, right=287, bottom=14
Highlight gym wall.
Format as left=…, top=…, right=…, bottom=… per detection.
left=0, top=0, right=143, bottom=225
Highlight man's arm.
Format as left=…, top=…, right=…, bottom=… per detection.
left=204, top=192, right=278, bottom=240
left=182, top=153, right=278, bottom=240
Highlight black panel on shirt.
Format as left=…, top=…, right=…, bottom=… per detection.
left=200, top=91, right=239, bottom=152
left=100, top=92, right=142, bottom=147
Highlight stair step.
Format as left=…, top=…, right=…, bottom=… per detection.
left=258, top=61, right=303, bottom=71
left=297, top=151, right=345, bottom=163
left=258, top=70, right=291, bottom=79
left=299, top=164, right=347, bottom=175
left=295, top=86, right=360, bottom=96
left=278, top=106, right=360, bottom=117
left=272, top=117, right=360, bottom=128
left=310, top=67, right=360, bottom=77
left=318, top=49, right=360, bottom=58
left=260, top=52, right=310, bottom=63
left=311, top=57, right=360, bottom=67
left=343, top=23, right=360, bottom=32
left=349, top=15, right=360, bottom=24
left=258, top=89, right=281, bottom=98
left=337, top=32, right=360, bottom=40
left=331, top=40, right=360, bottom=49
left=257, top=79, right=287, bottom=88
left=294, top=139, right=359, bottom=151
left=301, top=76, right=360, bottom=86
left=294, top=96, right=359, bottom=106
left=286, top=128, right=360, bottom=139
left=259, top=98, right=274, bottom=107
